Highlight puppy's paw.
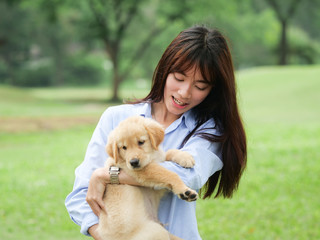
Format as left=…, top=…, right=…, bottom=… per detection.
left=166, top=149, right=195, bottom=168
left=178, top=188, right=198, bottom=202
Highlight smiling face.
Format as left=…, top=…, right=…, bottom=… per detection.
left=162, top=67, right=212, bottom=119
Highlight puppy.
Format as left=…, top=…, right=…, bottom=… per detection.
left=97, top=116, right=198, bottom=240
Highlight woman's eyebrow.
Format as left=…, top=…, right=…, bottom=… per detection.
left=174, top=71, right=186, bottom=76
left=196, top=79, right=210, bottom=84
left=175, top=71, right=210, bottom=84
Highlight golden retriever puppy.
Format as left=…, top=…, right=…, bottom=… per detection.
left=97, top=116, right=198, bottom=240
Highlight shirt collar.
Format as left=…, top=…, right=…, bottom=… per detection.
left=138, top=102, right=152, bottom=118
left=183, top=109, right=197, bottom=131
left=137, top=102, right=197, bottom=132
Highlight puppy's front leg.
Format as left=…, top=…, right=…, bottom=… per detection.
left=135, top=162, right=198, bottom=202
left=166, top=149, right=195, bottom=168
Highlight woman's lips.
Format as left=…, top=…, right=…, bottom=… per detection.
left=172, top=96, right=188, bottom=109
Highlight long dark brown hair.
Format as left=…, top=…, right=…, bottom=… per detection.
left=132, top=26, right=247, bottom=199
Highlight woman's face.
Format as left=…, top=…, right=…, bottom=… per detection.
left=163, top=67, right=212, bottom=118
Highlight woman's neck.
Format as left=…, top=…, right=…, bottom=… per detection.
left=151, top=102, right=181, bottom=129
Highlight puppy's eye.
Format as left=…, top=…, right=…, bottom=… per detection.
left=138, top=140, right=145, bottom=146
left=122, top=146, right=127, bottom=150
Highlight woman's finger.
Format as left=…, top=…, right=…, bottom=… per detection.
left=91, top=201, right=101, bottom=217
left=86, top=167, right=109, bottom=216
left=86, top=195, right=103, bottom=216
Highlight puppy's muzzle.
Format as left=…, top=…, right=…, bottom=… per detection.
left=130, top=158, right=140, bottom=168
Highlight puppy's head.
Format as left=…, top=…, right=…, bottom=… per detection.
left=106, top=116, right=164, bottom=170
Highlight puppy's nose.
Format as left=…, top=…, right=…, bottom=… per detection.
left=130, top=158, right=140, bottom=168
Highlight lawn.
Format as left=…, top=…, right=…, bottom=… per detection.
left=0, top=65, right=319, bottom=239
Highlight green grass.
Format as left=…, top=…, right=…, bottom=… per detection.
left=0, top=65, right=319, bottom=239
left=0, top=127, right=93, bottom=240
left=0, top=85, right=148, bottom=117
left=236, top=65, right=320, bottom=125
left=197, top=124, right=320, bottom=240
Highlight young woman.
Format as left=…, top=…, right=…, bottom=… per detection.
left=65, top=26, right=247, bottom=240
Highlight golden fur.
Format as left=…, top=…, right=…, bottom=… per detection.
left=97, top=116, right=198, bottom=240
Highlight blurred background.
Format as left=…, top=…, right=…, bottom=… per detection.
left=1, top=0, right=320, bottom=99
left=0, top=0, right=319, bottom=239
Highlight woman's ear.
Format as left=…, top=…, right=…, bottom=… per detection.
left=106, top=136, right=119, bottom=163
left=144, top=119, right=165, bottom=150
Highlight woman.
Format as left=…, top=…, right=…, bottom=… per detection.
left=65, top=26, right=247, bottom=240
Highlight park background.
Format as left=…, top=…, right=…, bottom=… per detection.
left=0, top=0, right=319, bottom=239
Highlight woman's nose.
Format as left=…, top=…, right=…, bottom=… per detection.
left=178, top=85, right=191, bottom=99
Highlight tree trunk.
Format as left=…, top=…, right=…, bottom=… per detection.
left=105, top=42, right=122, bottom=102
left=265, top=0, right=303, bottom=66
left=110, top=60, right=124, bottom=102
left=279, top=19, right=288, bottom=65
left=111, top=71, right=121, bottom=102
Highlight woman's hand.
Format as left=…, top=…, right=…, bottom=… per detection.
left=88, top=224, right=103, bottom=240
left=86, top=167, right=109, bottom=217
left=86, top=165, right=141, bottom=217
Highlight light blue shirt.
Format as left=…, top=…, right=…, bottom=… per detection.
left=65, top=102, right=223, bottom=240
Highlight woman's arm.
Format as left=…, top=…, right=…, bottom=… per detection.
left=86, top=167, right=140, bottom=217
left=162, top=120, right=223, bottom=191
left=65, top=108, right=113, bottom=236
left=88, top=224, right=103, bottom=240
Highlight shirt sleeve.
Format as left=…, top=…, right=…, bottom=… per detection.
left=160, top=125, right=223, bottom=191
left=65, top=108, right=114, bottom=236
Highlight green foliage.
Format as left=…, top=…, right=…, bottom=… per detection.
left=288, top=27, right=320, bottom=64
left=0, top=60, right=8, bottom=83
left=229, top=8, right=280, bottom=67
left=62, top=54, right=105, bottom=86
left=14, top=63, right=54, bottom=87
left=1, top=55, right=105, bottom=87
left=0, top=0, right=320, bottom=92
left=0, top=1, right=106, bottom=87
left=0, top=2, right=36, bottom=84
left=293, top=0, right=320, bottom=39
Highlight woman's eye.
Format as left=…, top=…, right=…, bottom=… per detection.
left=196, top=86, right=207, bottom=91
left=138, top=140, right=145, bottom=146
left=195, top=82, right=210, bottom=91
left=173, top=74, right=184, bottom=82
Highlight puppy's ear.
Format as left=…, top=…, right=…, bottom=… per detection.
left=106, top=137, right=119, bottom=163
left=144, top=119, right=165, bottom=150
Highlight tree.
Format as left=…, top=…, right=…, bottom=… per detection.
left=81, top=0, right=190, bottom=101
left=264, top=0, right=303, bottom=65
left=0, top=1, right=35, bottom=85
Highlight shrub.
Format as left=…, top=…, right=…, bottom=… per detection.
left=63, top=55, right=104, bottom=86
left=289, top=27, right=320, bottom=64
left=13, top=60, right=54, bottom=87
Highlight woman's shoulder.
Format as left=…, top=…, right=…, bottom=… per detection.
left=101, top=102, right=149, bottom=122
left=186, top=110, right=222, bottom=136
left=184, top=110, right=217, bottom=131
left=105, top=103, right=142, bottom=112
left=201, top=117, right=223, bottom=136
